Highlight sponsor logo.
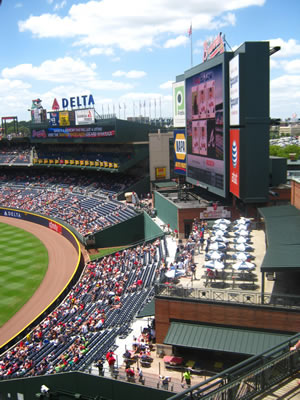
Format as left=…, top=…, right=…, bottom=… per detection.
left=49, top=221, right=62, bottom=234
left=3, top=210, right=22, bottom=219
left=232, top=140, right=238, bottom=168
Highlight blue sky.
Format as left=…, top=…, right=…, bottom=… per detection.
left=0, top=0, right=299, bottom=121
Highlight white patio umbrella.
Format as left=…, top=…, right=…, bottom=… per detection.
left=165, top=269, right=176, bottom=279
left=233, top=224, right=250, bottom=231
left=235, top=243, right=252, bottom=252
left=210, top=250, right=222, bottom=260
left=234, top=218, right=250, bottom=225
left=232, top=261, right=255, bottom=271
left=209, top=242, right=226, bottom=251
left=213, top=223, right=228, bottom=231
left=211, top=235, right=230, bottom=243
left=213, top=229, right=228, bottom=237
left=205, top=260, right=225, bottom=271
left=235, top=236, right=249, bottom=244
left=235, top=252, right=248, bottom=261
left=215, top=218, right=231, bottom=225
left=236, top=230, right=250, bottom=237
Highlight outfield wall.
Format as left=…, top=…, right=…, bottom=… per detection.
left=0, top=371, right=171, bottom=400
left=92, top=211, right=164, bottom=248
left=0, top=207, right=84, bottom=354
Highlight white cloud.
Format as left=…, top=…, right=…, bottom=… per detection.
left=89, top=47, right=114, bottom=56
left=18, top=0, right=263, bottom=52
left=14, top=3, right=23, bottom=8
left=112, top=70, right=146, bottom=78
left=0, top=79, right=31, bottom=91
left=2, top=57, right=97, bottom=83
left=282, top=59, right=300, bottom=74
left=160, top=80, right=174, bottom=89
left=164, top=35, right=188, bottom=48
left=270, top=74, right=300, bottom=118
left=54, top=1, right=67, bottom=11
left=269, top=38, right=300, bottom=58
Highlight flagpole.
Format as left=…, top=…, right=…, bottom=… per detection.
left=190, top=22, right=193, bottom=67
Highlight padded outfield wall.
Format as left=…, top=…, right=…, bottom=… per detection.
left=154, top=191, right=178, bottom=231
left=92, top=211, right=164, bottom=248
left=0, top=371, right=171, bottom=400
left=0, top=207, right=84, bottom=353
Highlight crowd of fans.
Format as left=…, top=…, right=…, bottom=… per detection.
left=0, top=171, right=140, bottom=236
left=0, top=239, right=164, bottom=378
left=0, top=146, right=31, bottom=165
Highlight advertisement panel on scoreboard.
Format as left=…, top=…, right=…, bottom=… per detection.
left=186, top=63, right=225, bottom=195
left=229, top=128, right=240, bottom=198
left=75, top=108, right=95, bottom=125
left=174, top=129, right=186, bottom=175
left=173, top=81, right=186, bottom=127
left=229, top=55, right=240, bottom=126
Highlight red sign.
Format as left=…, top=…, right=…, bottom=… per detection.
left=230, top=129, right=240, bottom=198
left=52, top=98, right=60, bottom=110
left=203, top=33, right=225, bottom=62
left=48, top=220, right=62, bottom=234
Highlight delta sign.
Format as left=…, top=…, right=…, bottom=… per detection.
left=52, top=94, right=95, bottom=110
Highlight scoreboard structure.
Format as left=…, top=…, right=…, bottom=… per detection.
left=173, top=41, right=270, bottom=203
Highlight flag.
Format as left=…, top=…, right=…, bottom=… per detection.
left=188, top=24, right=192, bottom=36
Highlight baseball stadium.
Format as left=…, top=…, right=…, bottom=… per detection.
left=1, top=41, right=300, bottom=400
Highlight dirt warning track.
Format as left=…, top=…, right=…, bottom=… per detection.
left=0, top=216, right=79, bottom=348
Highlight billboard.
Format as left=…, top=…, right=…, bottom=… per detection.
left=229, top=55, right=240, bottom=126
left=32, top=126, right=115, bottom=139
left=174, top=129, right=186, bottom=175
left=75, top=108, right=95, bottom=125
left=229, top=128, right=240, bottom=198
left=186, top=62, right=225, bottom=195
left=173, top=81, right=186, bottom=127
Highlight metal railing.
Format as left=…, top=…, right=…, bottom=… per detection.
left=155, top=283, right=300, bottom=309
left=167, top=333, right=300, bottom=400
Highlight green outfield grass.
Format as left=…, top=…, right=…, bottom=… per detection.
left=0, top=222, right=48, bottom=327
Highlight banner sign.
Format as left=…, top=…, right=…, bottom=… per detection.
left=75, top=109, right=95, bottom=125
left=48, top=220, right=62, bottom=234
left=200, top=206, right=231, bottom=219
left=59, top=111, right=70, bottom=126
left=174, top=129, right=186, bottom=175
left=155, top=167, right=166, bottom=179
left=173, top=81, right=186, bottom=127
left=32, top=126, right=115, bottom=139
left=49, top=112, right=59, bottom=127
left=2, top=209, right=22, bottom=219
left=203, top=33, right=225, bottom=62
left=229, top=128, right=240, bottom=198
left=229, top=55, right=240, bottom=126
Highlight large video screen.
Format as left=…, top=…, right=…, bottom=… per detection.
left=186, top=63, right=225, bottom=195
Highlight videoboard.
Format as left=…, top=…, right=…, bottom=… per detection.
left=185, top=54, right=229, bottom=197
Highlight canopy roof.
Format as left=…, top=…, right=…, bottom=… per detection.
left=259, top=205, right=300, bottom=272
left=164, top=322, right=291, bottom=355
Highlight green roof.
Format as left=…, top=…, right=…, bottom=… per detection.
left=164, top=322, right=291, bottom=355
left=259, top=205, right=300, bottom=271
left=136, top=299, right=155, bottom=318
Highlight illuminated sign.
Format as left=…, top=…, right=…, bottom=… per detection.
left=186, top=63, right=225, bottom=195
left=229, top=55, right=240, bottom=126
left=174, top=130, right=186, bottom=175
left=229, top=129, right=240, bottom=198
